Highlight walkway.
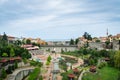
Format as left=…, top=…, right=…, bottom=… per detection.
left=5, top=67, right=35, bottom=80
left=78, top=69, right=89, bottom=80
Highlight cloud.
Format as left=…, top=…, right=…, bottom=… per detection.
left=0, top=0, right=120, bottom=39
left=0, top=0, right=8, bottom=5
left=5, top=14, right=57, bottom=31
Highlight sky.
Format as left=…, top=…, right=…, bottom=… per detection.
left=0, top=0, right=120, bottom=41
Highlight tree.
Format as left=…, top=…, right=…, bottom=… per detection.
left=10, top=48, right=15, bottom=57
left=1, top=32, right=8, bottom=46
left=83, top=32, right=89, bottom=39
left=83, top=32, right=92, bottom=40
left=39, top=75, right=43, bottom=80
left=61, top=49, right=64, bottom=53
left=108, top=34, right=112, bottom=38
left=26, top=39, right=31, bottom=44
left=15, top=40, right=22, bottom=46
left=99, top=50, right=109, bottom=57
left=21, top=52, right=31, bottom=59
left=75, top=38, right=79, bottom=45
left=2, top=53, right=8, bottom=57
left=22, top=38, right=26, bottom=44
left=117, top=72, right=120, bottom=80
left=47, top=55, right=52, bottom=62
left=1, top=68, right=7, bottom=78
left=119, top=40, right=120, bottom=50
left=108, top=50, right=115, bottom=67
left=114, top=51, right=120, bottom=70
left=89, top=58, right=95, bottom=65
left=28, top=68, right=40, bottom=80
left=95, top=39, right=100, bottom=42
left=88, top=35, right=92, bottom=40
left=105, top=40, right=110, bottom=49
left=46, top=61, right=50, bottom=65
left=70, top=39, right=74, bottom=45
left=14, top=61, right=18, bottom=69
left=2, top=32, right=8, bottom=41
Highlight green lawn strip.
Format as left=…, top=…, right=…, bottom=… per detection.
left=82, top=66, right=119, bottom=80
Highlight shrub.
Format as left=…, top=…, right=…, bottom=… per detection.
left=39, top=75, right=43, bottom=80
left=46, top=61, right=50, bottom=65
left=6, top=66, right=12, bottom=74
left=30, top=60, right=42, bottom=67
left=28, top=68, right=40, bottom=80
left=14, top=61, right=18, bottom=69
left=1, top=68, right=7, bottom=78
left=98, top=62, right=107, bottom=69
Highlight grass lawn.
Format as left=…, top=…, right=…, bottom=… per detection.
left=82, top=66, right=120, bottom=80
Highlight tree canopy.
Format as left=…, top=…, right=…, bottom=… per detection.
left=75, top=38, right=79, bottom=45
left=83, top=32, right=92, bottom=40
left=114, top=51, right=120, bottom=70
left=10, top=48, right=15, bottom=57
left=26, top=39, right=31, bottom=44
left=2, top=32, right=8, bottom=41
left=70, top=39, right=74, bottom=45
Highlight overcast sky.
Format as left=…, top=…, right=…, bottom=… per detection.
left=0, top=0, right=120, bottom=40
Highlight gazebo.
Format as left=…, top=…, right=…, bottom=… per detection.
left=0, top=59, right=8, bottom=66
left=9, top=58, right=15, bottom=64
left=68, top=74, right=75, bottom=80
left=89, top=66, right=96, bottom=72
left=73, top=68, right=79, bottom=74
left=104, top=57, right=110, bottom=61
left=14, top=57, right=22, bottom=62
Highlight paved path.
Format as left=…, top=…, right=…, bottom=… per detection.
left=6, top=67, right=35, bottom=80
left=78, top=69, right=89, bottom=80
left=78, top=70, right=85, bottom=80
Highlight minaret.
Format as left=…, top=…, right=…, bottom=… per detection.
left=106, top=28, right=108, bottom=37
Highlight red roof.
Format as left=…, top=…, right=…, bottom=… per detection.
left=90, top=66, right=96, bottom=70
left=9, top=58, right=15, bottom=61
left=68, top=74, right=75, bottom=78
left=0, top=59, right=8, bottom=63
left=21, top=44, right=33, bottom=48
left=104, top=57, right=110, bottom=61
left=73, top=68, right=79, bottom=72
left=9, top=57, right=22, bottom=61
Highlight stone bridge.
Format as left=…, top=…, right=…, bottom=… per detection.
left=40, top=45, right=78, bottom=53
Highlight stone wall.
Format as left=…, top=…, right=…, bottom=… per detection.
left=89, top=40, right=120, bottom=51
left=113, top=40, right=119, bottom=50
left=15, top=69, right=33, bottom=80
left=8, top=67, right=34, bottom=80
left=41, top=45, right=78, bottom=53
left=89, top=42, right=105, bottom=50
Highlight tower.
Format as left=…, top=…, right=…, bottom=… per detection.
left=106, top=28, right=108, bottom=37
